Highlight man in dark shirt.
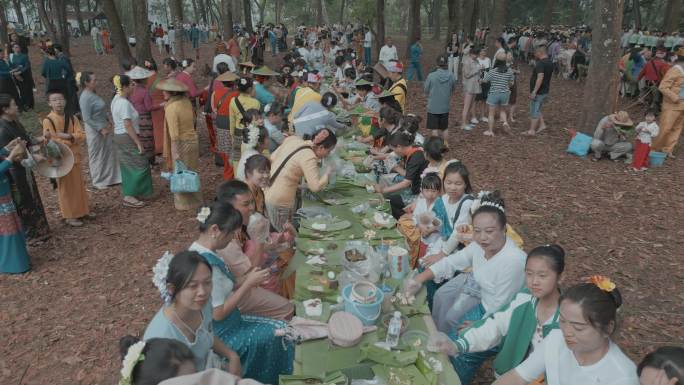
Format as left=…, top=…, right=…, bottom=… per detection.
left=524, top=46, right=554, bottom=136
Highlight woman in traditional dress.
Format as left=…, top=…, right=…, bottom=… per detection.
left=211, top=69, right=239, bottom=180
left=188, top=200, right=294, bottom=384
left=78, top=71, right=121, bottom=189
left=43, top=90, right=91, bottom=227
left=144, top=250, right=241, bottom=375
left=0, top=138, right=31, bottom=274
left=158, top=78, right=203, bottom=211
left=236, top=123, right=268, bottom=182
left=111, top=75, right=154, bottom=208
left=40, top=47, right=71, bottom=97
left=127, top=66, right=163, bottom=164
left=101, top=28, right=112, bottom=54
left=144, top=60, right=167, bottom=156
left=229, top=78, right=261, bottom=159
left=0, top=95, right=50, bottom=241
left=0, top=48, right=20, bottom=107
left=8, top=43, right=35, bottom=110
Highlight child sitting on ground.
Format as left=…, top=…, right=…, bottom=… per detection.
left=413, top=173, right=444, bottom=264
left=630, top=110, right=660, bottom=171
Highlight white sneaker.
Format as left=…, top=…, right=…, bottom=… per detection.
left=470, top=118, right=479, bottom=124
left=462, top=124, right=475, bottom=131
left=481, top=117, right=489, bottom=123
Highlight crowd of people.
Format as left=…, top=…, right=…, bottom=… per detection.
left=0, top=18, right=683, bottom=385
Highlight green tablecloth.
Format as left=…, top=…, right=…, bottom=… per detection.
left=291, top=181, right=461, bottom=385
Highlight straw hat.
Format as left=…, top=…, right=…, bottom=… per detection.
left=155, top=79, right=189, bottom=92
left=239, top=61, right=256, bottom=68
left=354, top=79, right=373, bottom=87
left=35, top=141, right=75, bottom=178
left=677, top=47, right=684, bottom=58
left=251, top=65, right=279, bottom=76
left=216, top=71, right=239, bottom=82
left=125, top=66, right=153, bottom=80
left=609, top=111, right=634, bottom=127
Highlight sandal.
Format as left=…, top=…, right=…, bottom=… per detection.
left=536, top=125, right=548, bottom=134
left=521, top=130, right=536, bottom=136
left=483, top=130, right=495, bottom=136
left=65, top=219, right=83, bottom=227
left=123, top=198, right=145, bottom=208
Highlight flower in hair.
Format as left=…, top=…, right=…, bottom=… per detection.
left=196, top=206, right=211, bottom=224
left=152, top=251, right=174, bottom=304
left=479, top=201, right=505, bottom=213
left=119, top=341, right=146, bottom=385
left=246, top=123, right=260, bottom=149
left=240, top=78, right=248, bottom=85
left=588, top=275, right=616, bottom=293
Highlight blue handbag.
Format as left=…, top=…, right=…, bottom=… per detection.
left=167, top=160, right=200, bottom=193
left=566, top=132, right=593, bottom=157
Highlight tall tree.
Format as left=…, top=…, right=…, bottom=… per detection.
left=376, top=0, right=385, bottom=57
left=11, top=0, right=25, bottom=26
left=0, top=5, right=8, bottom=48
left=446, top=0, right=460, bottom=40
left=243, top=0, right=253, bottom=31
left=254, top=0, right=267, bottom=23
left=339, top=0, right=346, bottom=24
left=170, top=0, right=186, bottom=57
left=664, top=0, right=683, bottom=33
left=578, top=0, right=625, bottom=131
left=432, top=0, right=443, bottom=40
left=73, top=0, right=87, bottom=35
left=51, top=0, right=71, bottom=54
left=407, top=0, right=421, bottom=58
left=102, top=0, right=134, bottom=66
left=275, top=0, right=283, bottom=23
left=462, top=0, right=477, bottom=39
left=36, top=0, right=58, bottom=42
left=221, top=0, right=234, bottom=38
left=487, top=0, right=507, bottom=58
left=569, top=0, right=579, bottom=26
left=133, top=0, right=152, bottom=63
left=315, top=0, right=324, bottom=25
left=632, top=0, right=641, bottom=29
left=543, top=0, right=555, bottom=29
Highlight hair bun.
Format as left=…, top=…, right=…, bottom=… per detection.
left=119, top=335, right=141, bottom=359
left=609, top=287, right=623, bottom=309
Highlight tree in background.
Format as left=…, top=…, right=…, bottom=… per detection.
left=133, top=0, right=153, bottom=63
left=102, top=0, right=134, bottom=67
left=487, top=0, right=507, bottom=57
left=243, top=0, right=253, bottom=31
left=51, top=0, right=71, bottom=54
left=578, top=0, right=625, bottom=131
left=11, top=0, right=25, bottom=26
left=407, top=0, right=422, bottom=58
left=222, top=0, right=234, bottom=38
left=446, top=0, right=461, bottom=40
left=543, top=0, right=555, bottom=29
left=663, top=0, right=683, bottom=33
left=376, top=0, right=385, bottom=57
left=170, top=0, right=186, bottom=58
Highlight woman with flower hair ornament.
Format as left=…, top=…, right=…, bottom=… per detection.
left=236, top=122, right=268, bottom=182
left=143, top=248, right=241, bottom=375
left=492, top=278, right=639, bottom=385
left=186, top=200, right=294, bottom=384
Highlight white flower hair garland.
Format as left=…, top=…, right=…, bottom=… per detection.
left=119, top=341, right=146, bottom=385
left=196, top=206, right=211, bottom=224
left=246, top=123, right=260, bottom=149
left=152, top=251, right=174, bottom=304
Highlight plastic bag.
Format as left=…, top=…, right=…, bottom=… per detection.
left=427, top=331, right=458, bottom=356
left=247, top=213, right=270, bottom=244
left=566, top=132, right=593, bottom=157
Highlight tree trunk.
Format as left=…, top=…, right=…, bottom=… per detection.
left=315, top=0, right=324, bottom=25
left=569, top=0, right=579, bottom=26
left=633, top=0, right=641, bottom=29
left=51, top=0, right=71, bottom=54
left=462, top=0, right=478, bottom=39
left=221, top=0, right=234, bottom=38
left=169, top=0, right=186, bottom=57
left=200, top=0, right=210, bottom=24
left=73, top=0, right=87, bottom=35
left=339, top=0, right=346, bottom=24
left=254, top=0, right=266, bottom=23
left=36, top=0, right=58, bottom=42
left=664, top=0, right=683, bottom=33
left=578, top=0, right=625, bottom=131
left=376, top=0, right=385, bottom=57
left=487, top=0, right=506, bottom=58
left=191, top=0, right=200, bottom=22
left=11, top=0, right=25, bottom=26
left=133, top=0, right=152, bottom=62
left=243, top=0, right=253, bottom=31
left=101, top=0, right=134, bottom=66
left=275, top=0, right=283, bottom=23
left=407, top=0, right=421, bottom=59
left=433, top=0, right=443, bottom=40
left=446, top=0, right=460, bottom=40
left=0, top=8, right=8, bottom=48
left=543, top=0, right=555, bottom=29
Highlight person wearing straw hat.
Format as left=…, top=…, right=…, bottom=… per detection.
left=158, top=78, right=203, bottom=210
left=111, top=75, right=154, bottom=208
left=212, top=70, right=240, bottom=180
left=348, top=78, right=381, bottom=112
left=43, top=89, right=91, bottom=226
left=651, top=47, right=684, bottom=158
left=238, top=61, right=256, bottom=76
left=127, top=66, right=163, bottom=164
left=292, top=91, right=346, bottom=138
left=590, top=111, right=635, bottom=162
left=251, top=66, right=279, bottom=106
left=287, top=71, right=322, bottom=124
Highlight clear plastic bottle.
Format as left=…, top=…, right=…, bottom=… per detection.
left=385, top=311, right=402, bottom=348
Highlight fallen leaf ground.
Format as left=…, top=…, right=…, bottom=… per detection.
left=0, top=35, right=682, bottom=385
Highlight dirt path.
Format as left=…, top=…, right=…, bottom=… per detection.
left=0, top=36, right=682, bottom=385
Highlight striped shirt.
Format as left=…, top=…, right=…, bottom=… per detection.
left=482, top=67, right=514, bottom=93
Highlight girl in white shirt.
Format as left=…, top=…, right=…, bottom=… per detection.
left=412, top=173, right=443, bottom=259
left=493, top=280, right=640, bottom=385
left=407, top=191, right=526, bottom=335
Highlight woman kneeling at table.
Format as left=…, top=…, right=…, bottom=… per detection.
left=492, top=279, right=639, bottom=385
left=189, top=200, right=293, bottom=384
left=430, top=244, right=565, bottom=385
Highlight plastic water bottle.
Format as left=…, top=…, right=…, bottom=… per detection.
left=386, top=311, right=402, bottom=348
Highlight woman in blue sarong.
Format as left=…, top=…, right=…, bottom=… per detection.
left=0, top=137, right=30, bottom=274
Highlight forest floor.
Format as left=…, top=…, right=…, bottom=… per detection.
left=0, top=36, right=682, bottom=385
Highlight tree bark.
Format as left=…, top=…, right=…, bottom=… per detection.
left=664, top=0, right=682, bottom=33
left=133, top=0, right=152, bottom=63
left=543, top=0, right=555, bottom=30
left=169, top=0, right=186, bottom=57
left=36, top=0, right=58, bottom=42
left=433, top=0, right=443, bottom=40
left=243, top=0, right=253, bottom=31
left=632, top=0, right=641, bottom=29
left=578, top=0, right=625, bottom=131
left=11, top=0, right=25, bottom=26
left=101, top=0, right=134, bottom=66
left=407, top=0, right=421, bottom=59
left=339, top=0, right=346, bottom=24
left=446, top=0, right=460, bottom=40
left=51, top=0, right=71, bottom=54
left=376, top=0, right=385, bottom=57
left=487, top=0, right=506, bottom=58
left=315, top=0, right=324, bottom=25
left=462, top=0, right=478, bottom=39
left=222, top=0, right=234, bottom=38
left=73, top=0, right=87, bottom=35
left=569, top=0, right=579, bottom=26
left=0, top=7, right=8, bottom=48
left=275, top=0, right=283, bottom=24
